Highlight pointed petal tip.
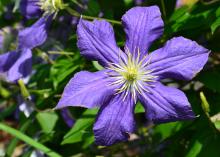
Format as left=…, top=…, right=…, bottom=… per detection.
left=139, top=82, right=196, bottom=124
left=121, top=5, right=164, bottom=56
left=149, top=36, right=210, bottom=81
left=93, top=93, right=136, bottom=146
left=76, top=18, right=121, bottom=67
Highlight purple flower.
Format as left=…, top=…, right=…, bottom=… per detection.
left=61, top=108, right=75, bottom=127
left=0, top=30, right=3, bottom=50
left=176, top=0, right=198, bottom=8
left=0, top=17, right=49, bottom=82
left=20, top=0, right=42, bottom=19
left=56, top=6, right=210, bottom=146
left=134, top=0, right=144, bottom=5
left=20, top=0, right=64, bottom=19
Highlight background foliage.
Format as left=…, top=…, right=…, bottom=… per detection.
left=1, top=0, right=220, bottom=156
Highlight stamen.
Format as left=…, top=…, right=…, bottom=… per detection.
left=37, top=0, right=63, bottom=17
left=107, top=48, right=157, bottom=102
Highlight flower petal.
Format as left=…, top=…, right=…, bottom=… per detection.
left=7, top=49, right=32, bottom=82
left=122, top=6, right=164, bottom=57
left=0, top=51, right=20, bottom=73
left=0, top=30, right=3, bottom=50
left=20, top=0, right=42, bottom=19
left=138, top=82, right=195, bottom=123
left=56, top=70, right=115, bottom=109
left=0, top=49, right=32, bottom=82
left=94, top=93, right=136, bottom=146
left=61, top=108, right=75, bottom=127
left=77, top=19, right=123, bottom=67
left=18, top=17, right=50, bottom=50
left=148, top=37, right=210, bottom=80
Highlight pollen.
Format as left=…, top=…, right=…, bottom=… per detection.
left=107, top=48, right=157, bottom=102
left=123, top=67, right=138, bottom=81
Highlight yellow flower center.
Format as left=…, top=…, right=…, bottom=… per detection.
left=123, top=67, right=138, bottom=81
left=107, top=48, right=157, bottom=102
left=38, top=0, right=64, bottom=17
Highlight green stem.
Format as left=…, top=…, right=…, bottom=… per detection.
left=18, top=79, right=30, bottom=99
left=6, top=120, right=32, bottom=156
left=66, top=7, right=121, bottom=25
left=71, top=0, right=84, bottom=9
left=200, top=0, right=220, bottom=5
left=0, top=122, right=62, bottom=157
left=160, top=0, right=166, bottom=18
left=48, top=51, right=74, bottom=56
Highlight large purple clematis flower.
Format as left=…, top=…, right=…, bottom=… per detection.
left=56, top=6, right=210, bottom=146
left=0, top=17, right=49, bottom=82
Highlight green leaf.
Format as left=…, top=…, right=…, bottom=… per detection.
left=0, top=104, right=17, bottom=120
left=6, top=120, right=32, bottom=156
left=85, top=0, right=100, bottom=16
left=50, top=57, right=79, bottom=89
left=92, top=61, right=103, bottom=70
left=154, top=122, right=182, bottom=140
left=135, top=102, right=145, bottom=113
left=186, top=140, right=203, bottom=157
left=61, top=108, right=98, bottom=145
left=214, top=121, right=220, bottom=130
left=123, top=0, right=132, bottom=5
left=0, top=84, right=10, bottom=98
left=170, top=6, right=189, bottom=22
left=185, top=129, right=220, bottom=157
left=211, top=17, right=220, bottom=34
left=82, top=131, right=95, bottom=149
left=216, top=6, right=220, bottom=17
left=0, top=122, right=62, bottom=157
left=198, top=69, right=220, bottom=93
left=36, top=112, right=58, bottom=133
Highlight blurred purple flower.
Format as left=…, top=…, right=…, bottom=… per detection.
left=20, top=0, right=42, bottom=19
left=16, top=95, right=34, bottom=118
left=0, top=31, right=3, bottom=50
left=0, top=17, right=49, bottom=82
left=135, top=0, right=144, bottom=5
left=61, top=108, right=75, bottom=127
left=176, top=0, right=198, bottom=8
left=20, top=0, right=64, bottom=19
left=56, top=6, right=210, bottom=146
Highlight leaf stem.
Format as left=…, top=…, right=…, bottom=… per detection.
left=18, top=79, right=30, bottom=99
left=160, top=0, right=166, bottom=19
left=65, top=7, right=121, bottom=25
left=0, top=122, right=62, bottom=157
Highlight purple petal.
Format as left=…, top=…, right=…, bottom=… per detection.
left=7, top=49, right=32, bottom=82
left=0, top=51, right=20, bottom=73
left=138, top=82, right=195, bottom=123
left=77, top=19, right=123, bottom=67
left=148, top=37, right=210, bottom=80
left=94, top=93, right=136, bottom=146
left=61, top=108, right=75, bottom=127
left=20, top=0, right=42, bottom=19
left=0, top=49, right=32, bottom=82
left=18, top=17, right=50, bottom=50
left=122, top=6, right=164, bottom=57
left=176, top=0, right=183, bottom=8
left=0, top=31, right=3, bottom=50
left=56, top=70, right=115, bottom=109
left=134, top=0, right=144, bottom=5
